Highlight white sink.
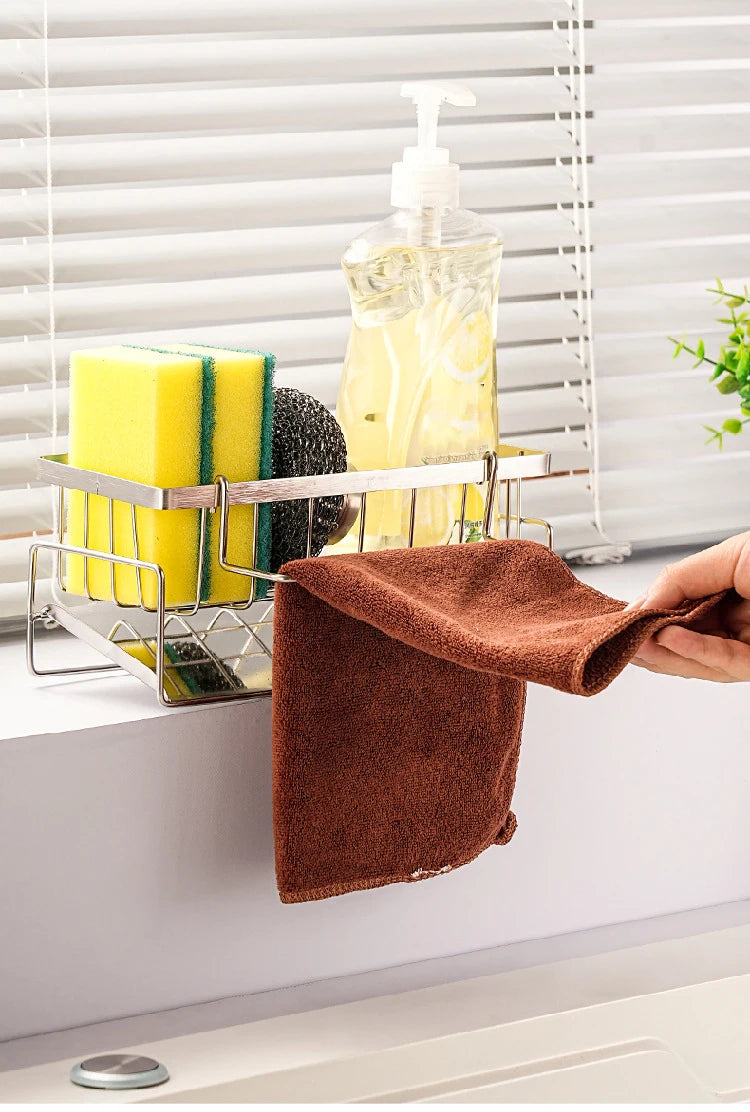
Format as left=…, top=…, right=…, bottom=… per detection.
left=150, top=972, right=750, bottom=1103
left=4, top=926, right=750, bottom=1103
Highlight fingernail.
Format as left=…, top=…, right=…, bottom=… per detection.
left=624, top=594, right=647, bottom=612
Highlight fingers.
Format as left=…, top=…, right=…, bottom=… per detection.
left=724, top=596, right=750, bottom=644
left=655, top=625, right=750, bottom=681
left=637, top=532, right=750, bottom=610
left=633, top=636, right=731, bottom=681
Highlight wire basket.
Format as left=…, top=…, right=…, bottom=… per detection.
left=27, top=446, right=552, bottom=706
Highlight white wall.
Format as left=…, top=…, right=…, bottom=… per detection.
left=1, top=555, right=749, bottom=1042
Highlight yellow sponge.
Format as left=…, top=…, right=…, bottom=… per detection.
left=164, top=344, right=273, bottom=604
left=66, top=346, right=206, bottom=609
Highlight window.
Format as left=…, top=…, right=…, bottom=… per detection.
left=585, top=1, right=750, bottom=550
left=2, top=0, right=748, bottom=628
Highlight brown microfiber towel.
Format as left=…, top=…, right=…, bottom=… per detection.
left=271, top=538, right=721, bottom=903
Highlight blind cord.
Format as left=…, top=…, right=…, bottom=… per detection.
left=566, top=0, right=630, bottom=564
left=42, top=0, right=59, bottom=548
left=42, top=0, right=57, bottom=450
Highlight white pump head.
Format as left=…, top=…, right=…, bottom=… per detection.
left=391, top=80, right=477, bottom=211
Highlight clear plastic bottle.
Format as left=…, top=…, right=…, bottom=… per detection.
left=336, top=82, right=502, bottom=548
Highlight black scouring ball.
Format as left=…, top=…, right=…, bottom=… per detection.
left=165, top=639, right=242, bottom=695
left=271, top=387, right=348, bottom=572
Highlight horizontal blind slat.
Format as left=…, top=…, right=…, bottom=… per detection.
left=1, top=76, right=574, bottom=140
left=0, top=256, right=583, bottom=338
left=587, top=112, right=750, bottom=159
left=593, top=281, right=750, bottom=335
left=0, top=436, right=59, bottom=488
left=14, top=112, right=749, bottom=194
left=597, top=373, right=740, bottom=422
left=599, top=456, right=750, bottom=546
left=3, top=0, right=572, bottom=35
left=590, top=0, right=750, bottom=15
left=0, top=30, right=575, bottom=89
left=590, top=198, right=750, bottom=246
left=592, top=242, right=750, bottom=291
left=0, top=211, right=581, bottom=288
left=500, top=386, right=589, bottom=437
left=0, top=533, right=44, bottom=580
left=594, top=331, right=728, bottom=379
left=0, top=120, right=577, bottom=189
left=598, top=412, right=750, bottom=469
left=0, top=578, right=51, bottom=623
left=0, top=486, right=52, bottom=535
left=514, top=429, right=592, bottom=473
left=588, top=69, right=750, bottom=112
left=0, top=386, right=66, bottom=435
left=0, top=166, right=578, bottom=237
left=587, top=24, right=750, bottom=67
left=589, top=154, right=750, bottom=203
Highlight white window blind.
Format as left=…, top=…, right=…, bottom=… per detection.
left=585, top=0, right=750, bottom=552
left=1, top=0, right=596, bottom=625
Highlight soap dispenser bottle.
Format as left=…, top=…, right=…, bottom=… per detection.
left=336, top=80, right=503, bottom=548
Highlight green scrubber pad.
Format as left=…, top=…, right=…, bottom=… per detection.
left=169, top=344, right=274, bottom=603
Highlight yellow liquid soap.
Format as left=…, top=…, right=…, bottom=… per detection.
left=336, top=241, right=502, bottom=548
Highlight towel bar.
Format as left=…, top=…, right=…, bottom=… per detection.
left=27, top=446, right=552, bottom=707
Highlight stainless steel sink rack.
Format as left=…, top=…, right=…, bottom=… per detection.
left=27, top=446, right=552, bottom=707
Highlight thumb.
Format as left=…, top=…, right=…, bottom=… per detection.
left=640, top=533, right=750, bottom=610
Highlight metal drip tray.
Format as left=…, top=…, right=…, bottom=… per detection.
left=45, top=598, right=274, bottom=703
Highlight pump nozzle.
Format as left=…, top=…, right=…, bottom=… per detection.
left=391, top=80, right=477, bottom=212
left=401, top=81, right=476, bottom=155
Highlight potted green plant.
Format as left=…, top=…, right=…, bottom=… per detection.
left=670, top=278, right=750, bottom=449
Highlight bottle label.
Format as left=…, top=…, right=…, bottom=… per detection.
left=422, top=451, right=489, bottom=465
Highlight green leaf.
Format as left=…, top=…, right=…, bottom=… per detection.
left=703, top=425, right=723, bottom=449
left=722, top=418, right=743, bottom=435
left=669, top=334, right=685, bottom=358
left=730, top=329, right=744, bottom=344
left=727, top=297, right=747, bottom=310
left=717, top=374, right=740, bottom=394
left=725, top=350, right=738, bottom=370
left=742, top=405, right=750, bottom=416
left=737, top=349, right=750, bottom=382
left=692, top=338, right=706, bottom=367
left=711, top=363, right=726, bottom=380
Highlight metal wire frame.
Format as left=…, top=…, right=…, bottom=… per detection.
left=215, top=450, right=552, bottom=588
left=58, top=486, right=248, bottom=615
left=27, top=539, right=166, bottom=685
left=487, top=451, right=555, bottom=549
left=105, top=602, right=275, bottom=707
left=28, top=449, right=553, bottom=706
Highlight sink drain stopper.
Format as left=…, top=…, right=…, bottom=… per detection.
left=70, top=1053, right=169, bottom=1090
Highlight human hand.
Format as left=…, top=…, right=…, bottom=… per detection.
left=627, top=531, right=750, bottom=682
